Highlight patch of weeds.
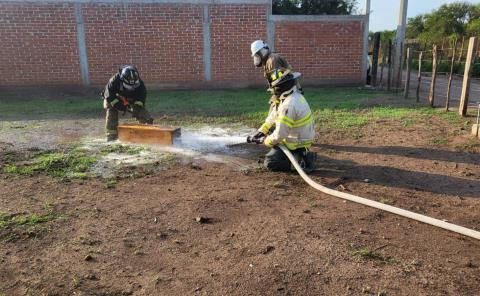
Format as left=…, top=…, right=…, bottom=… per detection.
left=76, top=235, right=101, bottom=246
left=72, top=276, right=81, bottom=288
left=158, top=152, right=178, bottom=166
left=350, top=130, right=364, bottom=140
left=351, top=245, right=396, bottom=264
left=100, top=144, right=148, bottom=155
left=455, top=138, right=480, bottom=153
left=104, top=178, right=117, bottom=189
left=401, top=118, right=418, bottom=127
left=319, top=109, right=370, bottom=129
left=352, top=246, right=383, bottom=260
left=0, top=204, right=58, bottom=231
left=25, top=224, right=53, bottom=239
left=3, top=147, right=97, bottom=179
left=432, top=136, right=448, bottom=145
left=379, top=198, right=395, bottom=205
left=3, top=151, right=17, bottom=164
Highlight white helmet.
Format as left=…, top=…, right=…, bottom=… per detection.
left=251, top=40, right=269, bottom=57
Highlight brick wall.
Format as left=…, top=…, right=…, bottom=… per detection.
left=210, top=4, right=267, bottom=84
left=274, top=20, right=363, bottom=85
left=0, top=1, right=366, bottom=88
left=0, top=3, right=81, bottom=85
left=83, top=3, right=204, bottom=85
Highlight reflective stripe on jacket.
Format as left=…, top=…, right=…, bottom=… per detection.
left=261, top=86, right=315, bottom=150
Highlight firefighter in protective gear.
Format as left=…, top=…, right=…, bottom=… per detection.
left=102, top=65, right=154, bottom=141
left=250, top=70, right=316, bottom=173
left=250, top=40, right=302, bottom=102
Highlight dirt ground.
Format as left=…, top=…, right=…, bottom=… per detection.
left=1, top=91, right=480, bottom=296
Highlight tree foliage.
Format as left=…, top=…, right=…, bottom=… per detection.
left=273, top=0, right=358, bottom=15
left=405, top=2, right=480, bottom=44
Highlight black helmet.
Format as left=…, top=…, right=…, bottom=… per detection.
left=270, top=69, right=301, bottom=96
left=119, top=65, right=140, bottom=86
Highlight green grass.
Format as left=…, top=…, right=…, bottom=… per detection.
left=351, top=245, right=396, bottom=264
left=100, top=144, right=148, bottom=155
left=3, top=147, right=97, bottom=179
left=1, top=87, right=476, bottom=130
left=0, top=211, right=56, bottom=229
left=352, top=246, right=383, bottom=260
left=432, top=136, right=448, bottom=145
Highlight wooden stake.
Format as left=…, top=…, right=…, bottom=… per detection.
left=459, top=37, right=479, bottom=116
left=379, top=44, right=385, bottom=88
left=404, top=47, right=412, bottom=98
left=387, top=39, right=392, bottom=91
left=445, top=39, right=457, bottom=111
left=458, top=36, right=465, bottom=63
left=416, top=51, right=423, bottom=103
left=428, top=45, right=438, bottom=107
left=371, top=32, right=381, bottom=87
left=399, top=41, right=405, bottom=88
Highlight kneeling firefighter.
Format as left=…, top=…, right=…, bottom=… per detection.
left=101, top=65, right=154, bottom=141
left=248, top=70, right=317, bottom=173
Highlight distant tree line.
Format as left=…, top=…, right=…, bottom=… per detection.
left=406, top=1, right=480, bottom=43
left=372, top=2, right=480, bottom=45
left=273, top=0, right=358, bottom=15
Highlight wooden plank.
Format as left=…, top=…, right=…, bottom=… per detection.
left=118, top=125, right=181, bottom=145
left=404, top=47, right=412, bottom=98
left=459, top=37, right=479, bottom=116
left=428, top=45, right=438, bottom=107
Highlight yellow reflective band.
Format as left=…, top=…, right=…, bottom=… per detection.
left=110, top=99, right=119, bottom=106
left=260, top=123, right=271, bottom=134
left=277, top=112, right=313, bottom=128
left=292, top=114, right=313, bottom=128
left=295, top=111, right=312, bottom=123
left=282, top=140, right=313, bottom=150
left=278, top=118, right=293, bottom=128
left=278, top=115, right=295, bottom=124
left=270, top=70, right=283, bottom=81
left=134, top=101, right=143, bottom=106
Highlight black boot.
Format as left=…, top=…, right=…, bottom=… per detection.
left=106, top=132, right=118, bottom=142
left=302, top=151, right=317, bottom=173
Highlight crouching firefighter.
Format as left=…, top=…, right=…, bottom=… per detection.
left=247, top=70, right=317, bottom=173
left=101, top=65, right=154, bottom=141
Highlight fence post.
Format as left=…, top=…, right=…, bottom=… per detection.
left=394, top=41, right=404, bottom=88
left=387, top=39, right=392, bottom=91
left=416, top=51, right=423, bottom=103
left=404, top=47, right=412, bottom=98
left=459, top=37, right=479, bottom=116
left=458, top=36, right=465, bottom=63
left=371, top=32, right=381, bottom=87
left=445, top=39, right=457, bottom=111
left=379, top=44, right=385, bottom=88
left=428, top=45, right=438, bottom=107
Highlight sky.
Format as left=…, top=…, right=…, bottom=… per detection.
left=368, top=0, right=480, bottom=32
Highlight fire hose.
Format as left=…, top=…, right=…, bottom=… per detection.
left=275, top=144, right=480, bottom=240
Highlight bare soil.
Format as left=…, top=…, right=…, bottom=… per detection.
left=1, top=101, right=480, bottom=296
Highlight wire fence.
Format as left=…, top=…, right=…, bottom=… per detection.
left=368, top=35, right=480, bottom=117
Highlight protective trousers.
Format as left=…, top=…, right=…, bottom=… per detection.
left=104, top=100, right=153, bottom=139
left=264, top=146, right=308, bottom=172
